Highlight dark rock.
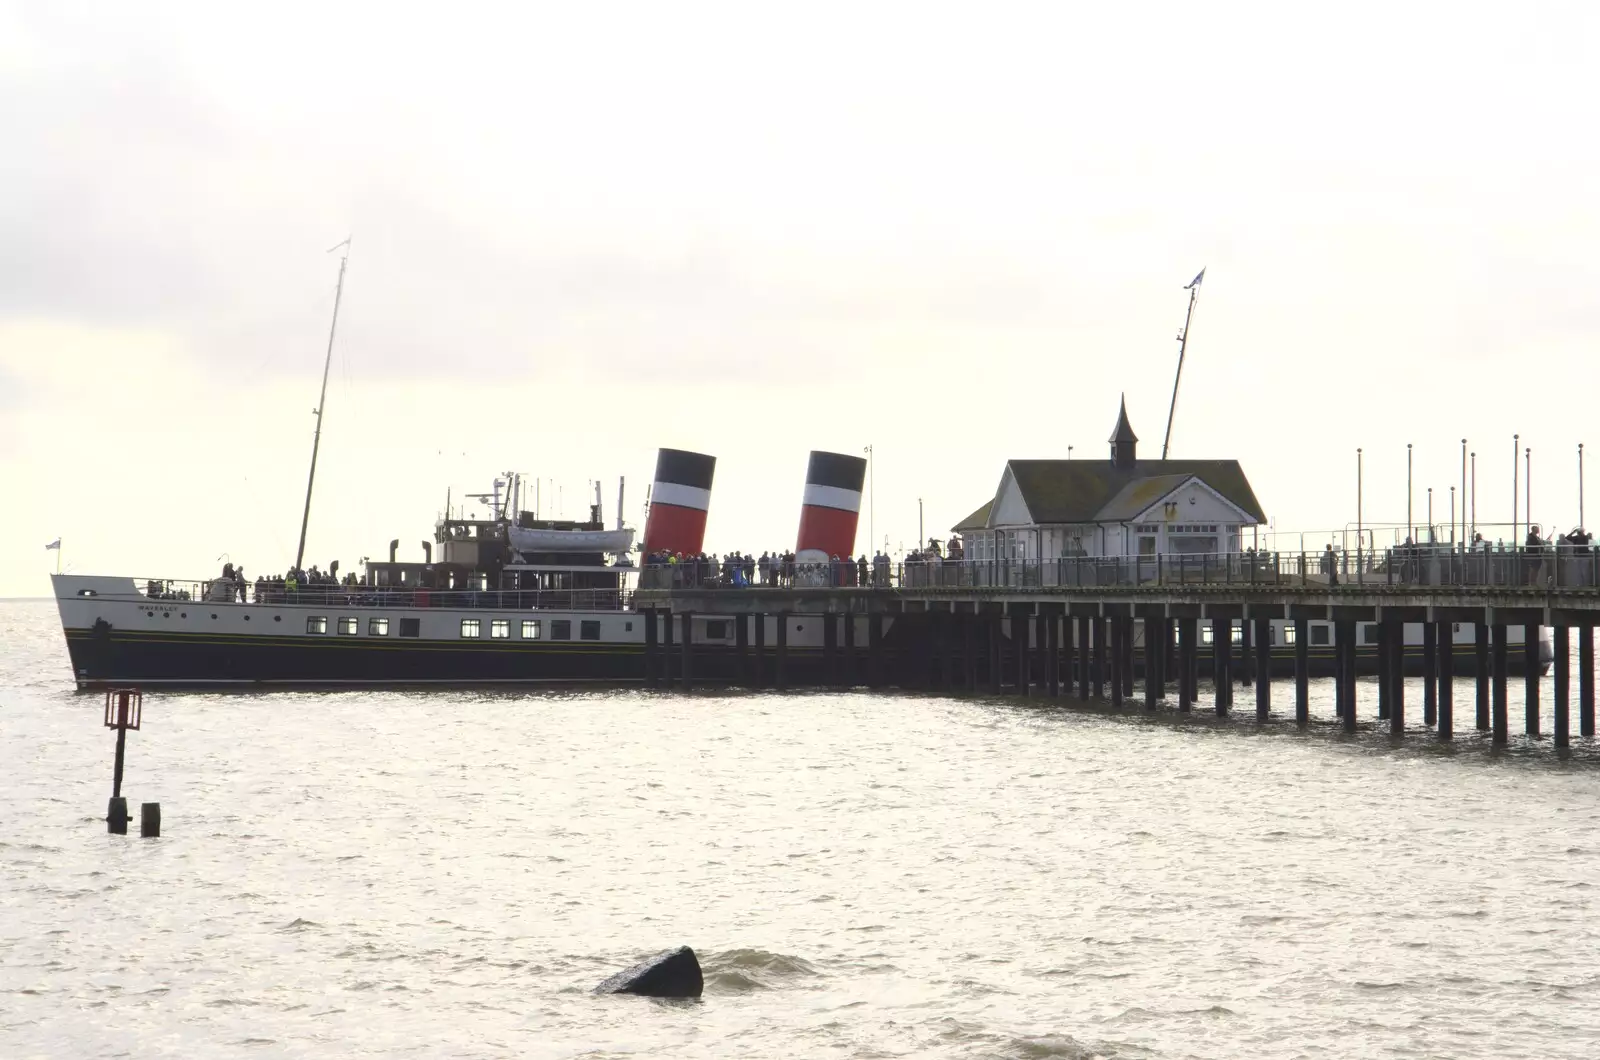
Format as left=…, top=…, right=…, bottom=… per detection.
left=594, top=946, right=703, bottom=998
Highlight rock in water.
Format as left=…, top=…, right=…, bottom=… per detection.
left=594, top=946, right=703, bottom=998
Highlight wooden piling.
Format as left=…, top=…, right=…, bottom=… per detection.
left=844, top=611, right=857, bottom=688
left=644, top=607, right=659, bottom=688
left=662, top=610, right=675, bottom=687
left=1012, top=614, right=1028, bottom=695
left=1093, top=617, right=1107, bottom=700
left=776, top=612, right=789, bottom=691
left=1475, top=623, right=1491, bottom=731
left=1241, top=618, right=1254, bottom=687
left=866, top=613, right=881, bottom=689
left=1388, top=618, right=1405, bottom=735
left=736, top=612, right=750, bottom=687
left=1178, top=618, right=1194, bottom=711
left=1524, top=622, right=1541, bottom=738
left=824, top=611, right=839, bottom=687
left=1377, top=620, right=1391, bottom=721
left=1554, top=624, right=1570, bottom=748
left=1338, top=620, right=1357, bottom=732
left=1254, top=617, right=1270, bottom=722
left=755, top=611, right=767, bottom=688
left=1422, top=621, right=1437, bottom=726
left=1144, top=618, right=1158, bottom=709
left=1046, top=614, right=1060, bottom=697
left=680, top=612, right=694, bottom=690
left=107, top=796, right=128, bottom=836
left=990, top=614, right=1004, bottom=694
left=1079, top=616, right=1092, bottom=699
left=1293, top=617, right=1309, bottom=724
left=1436, top=620, right=1453, bottom=740
left=1581, top=625, right=1595, bottom=738
left=1491, top=623, right=1508, bottom=744
left=1122, top=617, right=1136, bottom=698
left=963, top=613, right=977, bottom=694
left=1214, top=618, right=1229, bottom=716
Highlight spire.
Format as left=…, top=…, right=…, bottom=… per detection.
left=1109, top=395, right=1138, bottom=468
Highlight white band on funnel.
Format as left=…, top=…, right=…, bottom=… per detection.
left=802, top=483, right=864, bottom=512
left=652, top=481, right=712, bottom=511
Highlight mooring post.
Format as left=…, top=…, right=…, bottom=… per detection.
left=103, top=689, right=143, bottom=836
left=843, top=611, right=857, bottom=688
left=866, top=612, right=881, bottom=689
left=736, top=612, right=750, bottom=687
left=1388, top=618, right=1405, bottom=735
left=1581, top=624, right=1595, bottom=738
left=1436, top=620, right=1453, bottom=739
left=140, top=803, right=161, bottom=838
left=644, top=607, right=659, bottom=688
left=754, top=611, right=768, bottom=688
left=1376, top=620, right=1392, bottom=721
left=680, top=612, right=694, bottom=691
left=1423, top=620, right=1437, bottom=726
left=1524, top=622, right=1541, bottom=737
left=1293, top=617, right=1309, bottom=724
left=1554, top=624, right=1570, bottom=748
left=1491, top=623, right=1509, bottom=744
left=1475, top=622, right=1491, bottom=731
left=1254, top=617, right=1270, bottom=722
left=776, top=612, right=789, bottom=691
left=662, top=608, right=675, bottom=688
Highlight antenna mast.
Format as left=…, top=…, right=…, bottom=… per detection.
left=294, top=238, right=351, bottom=570
left=1161, top=267, right=1204, bottom=460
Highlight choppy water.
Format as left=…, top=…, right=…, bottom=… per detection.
left=4, top=598, right=1600, bottom=1059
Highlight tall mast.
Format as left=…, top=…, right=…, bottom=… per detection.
left=1161, top=267, right=1204, bottom=460
left=294, top=238, right=351, bottom=571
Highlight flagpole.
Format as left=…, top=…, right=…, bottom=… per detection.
left=1161, top=268, right=1204, bottom=460
left=294, top=238, right=351, bottom=572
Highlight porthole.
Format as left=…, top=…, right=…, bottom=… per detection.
left=274, top=615, right=282, bottom=622
left=180, top=612, right=187, bottom=618
left=244, top=614, right=251, bottom=621
left=146, top=612, right=154, bottom=619
left=163, top=613, right=170, bottom=619
left=211, top=613, right=218, bottom=619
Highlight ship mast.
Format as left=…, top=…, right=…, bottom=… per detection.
left=294, top=238, right=352, bottom=571
left=1161, top=267, right=1204, bottom=460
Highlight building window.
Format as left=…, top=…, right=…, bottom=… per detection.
left=521, top=619, right=541, bottom=639
left=306, top=616, right=327, bottom=634
left=369, top=618, right=390, bottom=636
left=400, top=618, right=420, bottom=638
left=705, top=620, right=727, bottom=639
left=550, top=620, right=572, bottom=640
left=580, top=620, right=601, bottom=641
left=1311, top=625, right=1330, bottom=646
left=490, top=619, right=509, bottom=639
left=337, top=617, right=358, bottom=635
left=1134, top=523, right=1160, bottom=534
left=460, top=619, right=481, bottom=638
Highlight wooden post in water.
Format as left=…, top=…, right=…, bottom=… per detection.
left=1213, top=618, right=1229, bottom=716
left=1338, top=620, right=1357, bottom=732
left=662, top=610, right=675, bottom=688
left=1389, top=617, right=1405, bottom=735
left=1046, top=614, right=1060, bottom=697
left=1177, top=618, right=1193, bottom=711
left=1144, top=618, right=1157, bottom=709
left=962, top=613, right=977, bottom=694
left=1423, top=620, right=1437, bottom=726
left=754, top=611, right=767, bottom=688
left=775, top=613, right=789, bottom=691
left=1293, top=617, right=1309, bottom=724
left=1475, top=623, right=1491, bottom=731
left=736, top=612, right=750, bottom=687
left=680, top=612, right=694, bottom=690
left=1554, top=624, right=1570, bottom=748
left=1376, top=620, right=1391, bottom=721
left=644, top=607, right=659, bottom=689
left=865, top=613, right=880, bottom=689
left=1013, top=613, right=1029, bottom=695
left=1254, top=617, right=1270, bottom=722
left=1110, top=617, right=1124, bottom=707
left=1524, top=622, right=1541, bottom=737
left=844, top=611, right=858, bottom=688
left=1079, top=616, right=1092, bottom=699
left=1581, top=624, right=1595, bottom=737
left=1436, top=620, right=1453, bottom=739
left=989, top=614, right=1004, bottom=694
left=1093, top=617, right=1107, bottom=700
left=1491, top=623, right=1509, bottom=744
left=1241, top=618, right=1254, bottom=687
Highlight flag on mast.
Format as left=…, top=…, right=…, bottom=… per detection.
left=1185, top=267, right=1206, bottom=289
left=45, top=538, right=61, bottom=551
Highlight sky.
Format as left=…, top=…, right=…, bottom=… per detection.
left=3, top=2, right=1599, bottom=595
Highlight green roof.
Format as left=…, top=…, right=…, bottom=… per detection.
left=996, top=459, right=1265, bottom=525
left=952, top=500, right=993, bottom=531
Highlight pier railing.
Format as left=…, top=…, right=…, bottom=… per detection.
left=139, top=579, right=632, bottom=612
left=636, top=545, right=1600, bottom=593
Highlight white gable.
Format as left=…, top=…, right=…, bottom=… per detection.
left=988, top=466, right=1034, bottom=527
left=1138, top=478, right=1254, bottom=525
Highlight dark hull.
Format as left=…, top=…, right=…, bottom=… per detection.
left=63, top=627, right=1547, bottom=690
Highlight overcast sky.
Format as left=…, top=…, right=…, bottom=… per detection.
left=3, top=2, right=1598, bottom=595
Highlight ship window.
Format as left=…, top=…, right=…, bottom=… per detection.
left=625, top=622, right=633, bottom=632
left=580, top=620, right=601, bottom=641
left=460, top=619, right=482, bottom=638
left=77, top=589, right=97, bottom=597
left=338, top=617, right=359, bottom=635
left=1231, top=622, right=1242, bottom=644
left=551, top=620, right=572, bottom=640
left=705, top=620, right=727, bottom=639
left=369, top=618, right=390, bottom=636
left=1311, top=625, right=1330, bottom=646
left=1282, top=624, right=1296, bottom=645
left=521, top=619, right=541, bottom=639
left=306, top=616, right=328, bottom=634
left=491, top=619, right=510, bottom=639
left=400, top=618, right=420, bottom=638
left=1362, top=623, right=1377, bottom=644
left=1201, top=624, right=1213, bottom=644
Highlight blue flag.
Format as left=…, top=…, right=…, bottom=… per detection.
left=1185, top=267, right=1206, bottom=289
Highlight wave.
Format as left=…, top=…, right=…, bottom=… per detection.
left=700, top=948, right=820, bottom=993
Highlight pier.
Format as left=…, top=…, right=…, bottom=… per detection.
left=634, top=548, right=1600, bottom=748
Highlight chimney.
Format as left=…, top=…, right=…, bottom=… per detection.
left=641, top=448, right=717, bottom=556
left=1109, top=395, right=1139, bottom=469
left=389, top=539, right=399, bottom=563
left=795, top=450, right=869, bottom=562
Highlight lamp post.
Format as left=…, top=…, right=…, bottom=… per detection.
left=863, top=445, right=874, bottom=556
left=1470, top=451, right=1477, bottom=543
left=1513, top=433, right=1520, bottom=546
left=1407, top=443, right=1413, bottom=543
left=1428, top=487, right=1433, bottom=543
left=1450, top=486, right=1456, bottom=549
left=1460, top=439, right=1468, bottom=556
left=1357, top=447, right=1364, bottom=582
left=1526, top=447, right=1532, bottom=541
left=1580, top=442, right=1586, bottom=529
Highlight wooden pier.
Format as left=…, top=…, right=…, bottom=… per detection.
left=634, top=565, right=1600, bottom=747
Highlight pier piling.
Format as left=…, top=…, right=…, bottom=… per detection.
left=775, top=613, right=788, bottom=691
left=1423, top=621, right=1437, bottom=727
left=866, top=613, right=881, bottom=689
left=1475, top=624, right=1490, bottom=731
left=662, top=609, right=675, bottom=688
left=736, top=612, right=750, bottom=687
left=1581, top=625, right=1595, bottom=737
left=1524, top=622, right=1541, bottom=738
left=1554, top=625, right=1570, bottom=748
left=680, top=612, right=694, bottom=690
left=1254, top=617, right=1270, bottom=722
left=1388, top=617, right=1405, bottom=735
left=1491, top=624, right=1509, bottom=744
left=754, top=611, right=767, bottom=688
left=1293, top=617, right=1309, bottom=724
left=644, top=608, right=659, bottom=689
left=1436, top=621, right=1453, bottom=739
left=1046, top=614, right=1060, bottom=697
left=844, top=611, right=858, bottom=688
left=1337, top=620, right=1356, bottom=731
left=1377, top=621, right=1391, bottom=721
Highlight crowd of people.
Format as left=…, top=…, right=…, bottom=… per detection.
left=641, top=549, right=900, bottom=588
